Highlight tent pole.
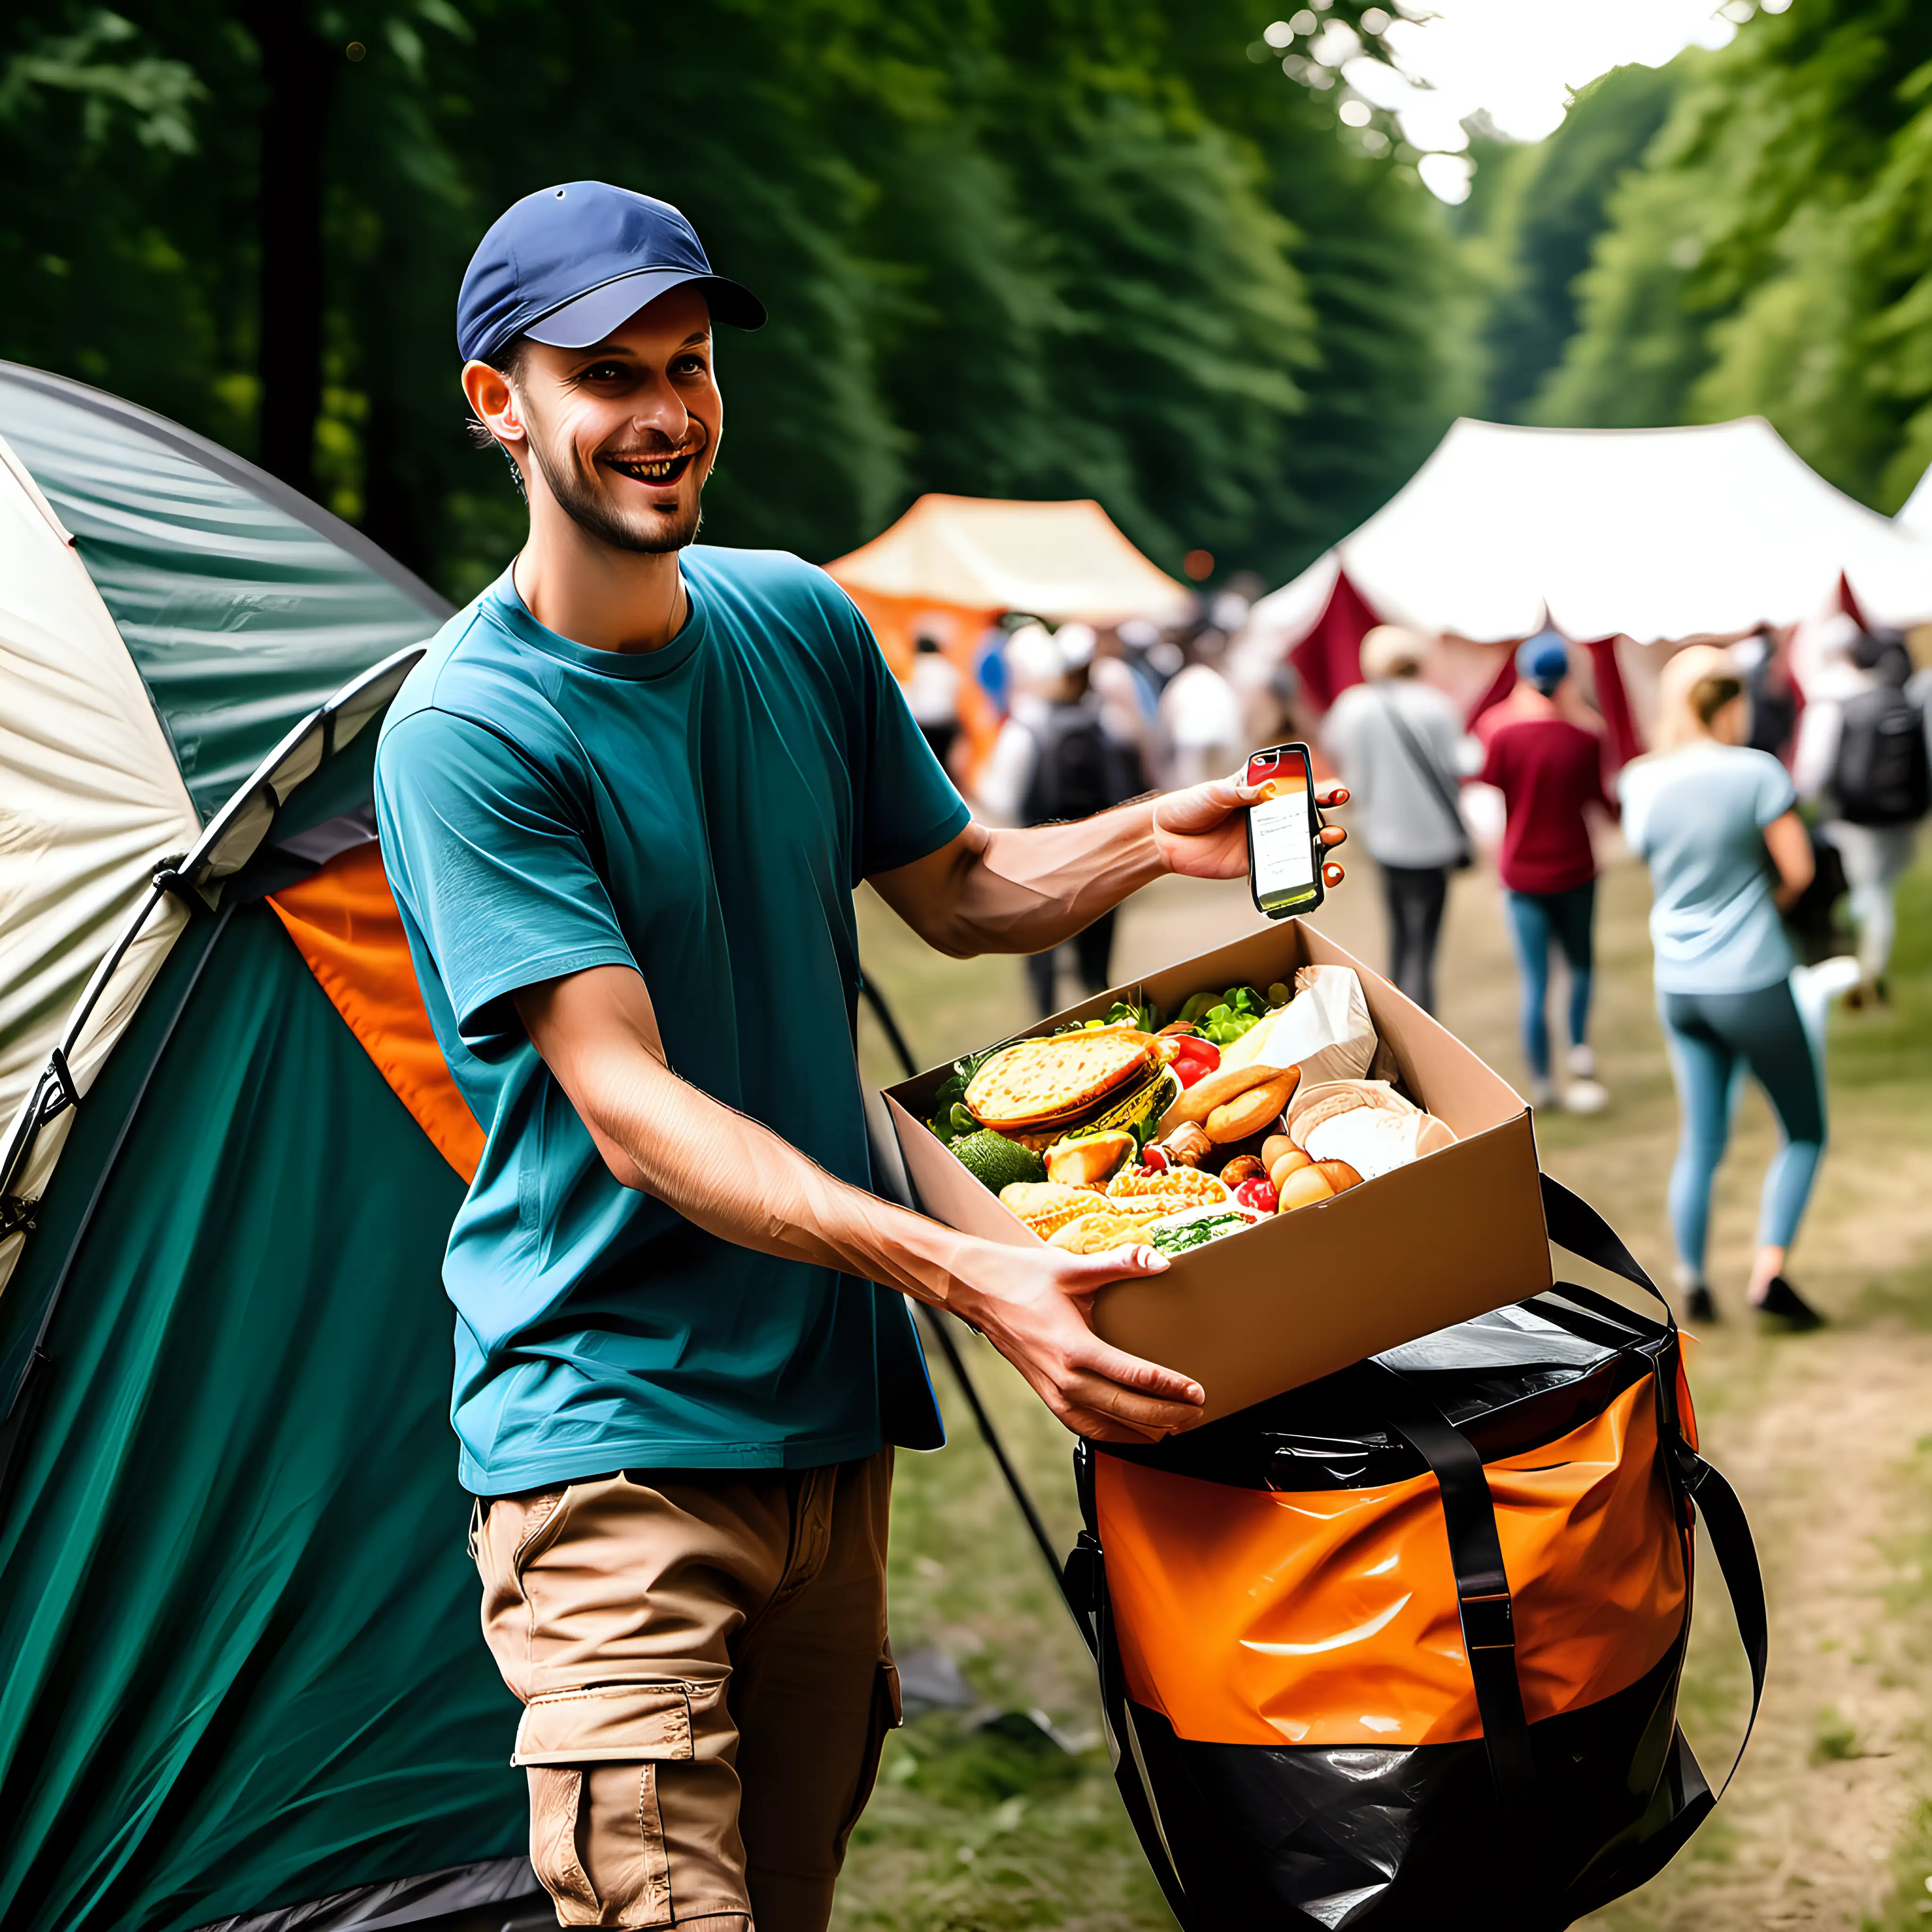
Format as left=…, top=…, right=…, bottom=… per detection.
left=860, top=970, right=1071, bottom=1613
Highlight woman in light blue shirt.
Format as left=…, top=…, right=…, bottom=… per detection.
left=1619, top=646, right=1823, bottom=1326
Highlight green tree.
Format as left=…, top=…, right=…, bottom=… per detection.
left=1537, top=0, right=1932, bottom=509
left=0, top=0, right=1474, bottom=595
left=1458, top=62, right=1679, bottom=421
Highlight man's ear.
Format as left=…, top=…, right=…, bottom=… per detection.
left=461, top=358, right=525, bottom=446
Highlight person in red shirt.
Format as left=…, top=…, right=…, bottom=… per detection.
left=1481, top=633, right=1618, bottom=1112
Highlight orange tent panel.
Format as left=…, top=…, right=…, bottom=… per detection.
left=269, top=842, right=484, bottom=1183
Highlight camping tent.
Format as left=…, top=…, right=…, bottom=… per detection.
left=1237, top=417, right=1932, bottom=729
left=0, top=365, right=536, bottom=1931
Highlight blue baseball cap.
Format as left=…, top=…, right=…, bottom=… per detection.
left=1516, top=629, right=1569, bottom=692
left=457, top=181, right=766, bottom=365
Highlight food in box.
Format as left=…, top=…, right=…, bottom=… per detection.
left=928, top=964, right=1457, bottom=1251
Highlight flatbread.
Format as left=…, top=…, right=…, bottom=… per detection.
left=966, top=1031, right=1156, bottom=1130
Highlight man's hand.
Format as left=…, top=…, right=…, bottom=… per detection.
left=948, top=1238, right=1206, bottom=1443
left=1153, top=773, right=1350, bottom=883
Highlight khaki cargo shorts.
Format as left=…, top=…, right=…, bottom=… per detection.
left=474, top=1449, right=899, bottom=1932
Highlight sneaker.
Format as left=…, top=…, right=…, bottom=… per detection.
left=1753, top=1274, right=1824, bottom=1329
left=1561, top=1077, right=1610, bottom=1114
left=1566, top=1043, right=1596, bottom=1079
left=1683, top=1283, right=1718, bottom=1324
left=1527, top=1075, right=1557, bottom=1110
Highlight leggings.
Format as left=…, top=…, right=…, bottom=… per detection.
left=1660, top=979, right=1826, bottom=1274
left=1503, top=881, right=1596, bottom=1080
left=1381, top=863, right=1450, bottom=1014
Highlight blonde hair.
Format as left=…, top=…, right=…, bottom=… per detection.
left=1655, top=644, right=1743, bottom=749
left=1361, top=624, right=1428, bottom=681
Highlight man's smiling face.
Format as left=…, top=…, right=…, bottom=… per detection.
left=504, top=284, right=721, bottom=554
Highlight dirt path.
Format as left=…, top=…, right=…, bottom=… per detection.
left=854, top=848, right=1932, bottom=1930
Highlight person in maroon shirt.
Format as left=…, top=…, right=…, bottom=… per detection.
left=1480, top=633, right=1618, bottom=1112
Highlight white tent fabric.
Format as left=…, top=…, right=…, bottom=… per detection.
left=0, top=432, right=199, bottom=1134
left=1243, top=418, right=1932, bottom=660
left=1897, top=463, right=1932, bottom=539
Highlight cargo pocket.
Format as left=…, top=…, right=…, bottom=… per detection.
left=834, top=1659, right=903, bottom=1860
left=516, top=1682, right=694, bottom=1929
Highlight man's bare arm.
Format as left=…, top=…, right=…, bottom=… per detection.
left=513, top=965, right=1206, bottom=1443
left=870, top=774, right=1348, bottom=958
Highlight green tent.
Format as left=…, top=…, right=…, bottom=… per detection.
left=0, top=365, right=541, bottom=1930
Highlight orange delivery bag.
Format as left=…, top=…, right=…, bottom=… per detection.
left=1059, top=1178, right=1765, bottom=1931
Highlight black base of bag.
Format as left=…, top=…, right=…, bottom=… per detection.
left=1111, top=1642, right=1707, bottom=1931
left=1064, top=1177, right=1765, bottom=1932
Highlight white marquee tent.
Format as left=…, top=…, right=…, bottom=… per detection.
left=1242, top=417, right=1932, bottom=670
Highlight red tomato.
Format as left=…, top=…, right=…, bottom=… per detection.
left=1170, top=1037, right=1221, bottom=1087
left=1235, top=1176, right=1279, bottom=1215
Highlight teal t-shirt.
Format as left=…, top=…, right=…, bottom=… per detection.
left=1617, top=742, right=1797, bottom=995
left=373, top=550, right=969, bottom=1493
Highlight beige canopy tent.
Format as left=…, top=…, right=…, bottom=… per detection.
left=828, top=494, right=1193, bottom=772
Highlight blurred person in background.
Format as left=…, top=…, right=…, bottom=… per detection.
left=1156, top=635, right=1242, bottom=791
left=1620, top=647, right=1824, bottom=1328
left=1793, top=618, right=1928, bottom=1004
left=1735, top=621, right=1799, bottom=758
left=1323, top=624, right=1474, bottom=1014
left=1115, top=616, right=1178, bottom=722
left=905, top=627, right=963, bottom=774
left=972, top=617, right=1012, bottom=720
left=977, top=624, right=1144, bottom=1012
left=1482, top=632, right=1617, bottom=1112
left=1088, top=641, right=1154, bottom=802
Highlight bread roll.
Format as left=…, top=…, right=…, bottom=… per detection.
left=1276, top=1166, right=1337, bottom=1211
left=1204, top=1068, right=1300, bottom=1143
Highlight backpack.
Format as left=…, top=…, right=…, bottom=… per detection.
left=1061, top=1177, right=1764, bottom=1932
left=1022, top=704, right=1133, bottom=824
left=1832, top=681, right=1929, bottom=826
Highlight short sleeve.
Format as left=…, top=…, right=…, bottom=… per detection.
left=375, top=708, right=638, bottom=1047
left=834, top=594, right=971, bottom=876
left=1479, top=728, right=1507, bottom=791
left=1751, top=751, right=1798, bottom=827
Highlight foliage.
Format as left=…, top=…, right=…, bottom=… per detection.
left=1457, top=63, right=1680, bottom=422
left=0, top=0, right=1471, bottom=600
left=1533, top=0, right=1932, bottom=509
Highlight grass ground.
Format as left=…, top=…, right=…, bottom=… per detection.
left=832, top=837, right=1932, bottom=1932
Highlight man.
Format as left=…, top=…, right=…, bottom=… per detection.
left=1479, top=632, right=1616, bottom=1114
left=374, top=182, right=1346, bottom=1932
left=1322, top=624, right=1474, bottom=1015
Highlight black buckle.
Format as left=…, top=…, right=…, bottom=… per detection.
left=1461, top=1589, right=1515, bottom=1653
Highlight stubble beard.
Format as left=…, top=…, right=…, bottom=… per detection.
left=525, top=422, right=709, bottom=556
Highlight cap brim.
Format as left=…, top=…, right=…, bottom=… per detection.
left=523, top=267, right=766, bottom=348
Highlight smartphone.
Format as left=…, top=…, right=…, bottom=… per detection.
left=1245, top=743, right=1326, bottom=920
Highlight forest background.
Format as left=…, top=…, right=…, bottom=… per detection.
left=11, top=0, right=1932, bottom=610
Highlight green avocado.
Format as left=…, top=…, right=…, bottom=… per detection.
left=951, top=1129, right=1047, bottom=1192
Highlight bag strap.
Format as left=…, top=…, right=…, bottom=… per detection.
left=1370, top=1365, right=1539, bottom=1820
left=1671, top=1442, right=1768, bottom=1797
left=1539, top=1172, right=1674, bottom=1324
left=1375, top=687, right=1472, bottom=860
left=1541, top=1174, right=1768, bottom=1807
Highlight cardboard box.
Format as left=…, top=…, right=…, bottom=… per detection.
left=885, top=920, right=1552, bottom=1426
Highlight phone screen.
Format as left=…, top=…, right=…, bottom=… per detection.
left=1246, top=745, right=1324, bottom=918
